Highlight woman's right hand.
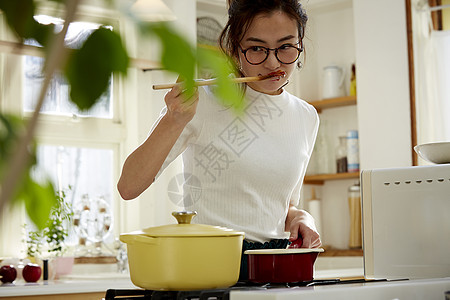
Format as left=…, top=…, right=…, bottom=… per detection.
left=164, top=84, right=199, bottom=127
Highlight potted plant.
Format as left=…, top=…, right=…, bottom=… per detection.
left=25, top=188, right=74, bottom=278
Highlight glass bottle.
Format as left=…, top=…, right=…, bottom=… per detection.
left=314, top=120, right=333, bottom=174
left=348, top=181, right=362, bottom=249
left=336, top=136, right=348, bottom=173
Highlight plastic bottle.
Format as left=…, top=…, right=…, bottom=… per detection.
left=308, top=187, right=322, bottom=236
left=346, top=130, right=359, bottom=173
left=335, top=136, right=348, bottom=173
left=348, top=181, right=362, bottom=249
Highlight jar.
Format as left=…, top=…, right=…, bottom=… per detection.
left=348, top=182, right=362, bottom=249
left=335, top=136, right=348, bottom=173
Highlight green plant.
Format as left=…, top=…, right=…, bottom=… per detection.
left=24, top=227, right=43, bottom=258
left=25, top=188, right=73, bottom=257
left=44, top=189, right=73, bottom=255
left=0, top=0, right=242, bottom=231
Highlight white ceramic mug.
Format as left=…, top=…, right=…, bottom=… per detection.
left=322, top=65, right=345, bottom=99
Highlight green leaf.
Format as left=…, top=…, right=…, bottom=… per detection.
left=197, top=47, right=244, bottom=113
left=18, top=175, right=57, bottom=231
left=0, top=0, right=53, bottom=46
left=65, top=27, right=129, bottom=110
left=0, top=0, right=35, bottom=39
left=0, top=115, right=17, bottom=164
left=0, top=113, right=56, bottom=231
left=0, top=114, right=26, bottom=174
left=31, top=22, right=55, bottom=48
left=144, top=23, right=196, bottom=93
left=141, top=23, right=242, bottom=111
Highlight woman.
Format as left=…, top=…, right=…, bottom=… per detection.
left=118, top=0, right=321, bottom=277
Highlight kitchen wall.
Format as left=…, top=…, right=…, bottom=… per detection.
left=354, top=0, right=412, bottom=170
left=297, top=0, right=356, bottom=101
left=120, top=0, right=196, bottom=231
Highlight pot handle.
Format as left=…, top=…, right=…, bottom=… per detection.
left=288, top=237, right=303, bottom=249
left=172, top=211, right=197, bottom=224
left=119, top=234, right=159, bottom=245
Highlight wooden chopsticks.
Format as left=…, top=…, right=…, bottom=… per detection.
left=153, top=76, right=274, bottom=90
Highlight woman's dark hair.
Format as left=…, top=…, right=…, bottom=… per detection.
left=219, top=0, right=308, bottom=64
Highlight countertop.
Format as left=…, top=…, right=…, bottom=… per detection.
left=2, top=268, right=450, bottom=300
left=0, top=273, right=135, bottom=297
left=230, top=277, right=450, bottom=300
left=0, top=268, right=362, bottom=297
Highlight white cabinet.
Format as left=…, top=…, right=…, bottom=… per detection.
left=353, top=0, right=412, bottom=170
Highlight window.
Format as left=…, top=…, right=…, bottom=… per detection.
left=0, top=11, right=125, bottom=257
left=35, top=145, right=115, bottom=249
left=23, top=16, right=113, bottom=119
left=409, top=0, right=450, bottom=164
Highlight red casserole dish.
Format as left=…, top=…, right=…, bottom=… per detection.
left=244, top=247, right=324, bottom=283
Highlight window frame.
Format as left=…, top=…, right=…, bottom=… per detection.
left=0, top=3, right=128, bottom=255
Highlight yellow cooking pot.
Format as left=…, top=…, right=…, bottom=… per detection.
left=119, top=211, right=245, bottom=291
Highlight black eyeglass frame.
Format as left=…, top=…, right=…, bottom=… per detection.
left=239, top=42, right=304, bottom=65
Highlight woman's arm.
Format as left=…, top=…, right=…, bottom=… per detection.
left=117, top=85, right=199, bottom=200
left=285, top=204, right=322, bottom=248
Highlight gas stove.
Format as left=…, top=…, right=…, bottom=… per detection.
left=104, top=279, right=386, bottom=300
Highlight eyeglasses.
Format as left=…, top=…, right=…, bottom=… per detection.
left=240, top=42, right=303, bottom=65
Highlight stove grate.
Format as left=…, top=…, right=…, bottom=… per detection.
left=104, top=279, right=388, bottom=300
left=105, top=288, right=232, bottom=300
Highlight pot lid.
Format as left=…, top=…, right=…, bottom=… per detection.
left=140, top=211, right=245, bottom=237
left=244, top=248, right=324, bottom=255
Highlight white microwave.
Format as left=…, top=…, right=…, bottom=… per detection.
left=361, top=164, right=450, bottom=280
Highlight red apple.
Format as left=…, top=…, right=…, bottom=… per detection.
left=0, top=265, right=17, bottom=283
left=22, top=263, right=41, bottom=283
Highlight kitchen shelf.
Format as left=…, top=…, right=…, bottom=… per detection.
left=304, top=172, right=360, bottom=185
left=308, top=95, right=357, bottom=113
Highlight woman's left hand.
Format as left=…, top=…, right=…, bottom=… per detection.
left=285, top=205, right=322, bottom=248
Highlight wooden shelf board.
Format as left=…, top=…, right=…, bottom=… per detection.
left=308, top=95, right=357, bottom=112
left=74, top=256, right=117, bottom=264
left=304, top=172, right=360, bottom=185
